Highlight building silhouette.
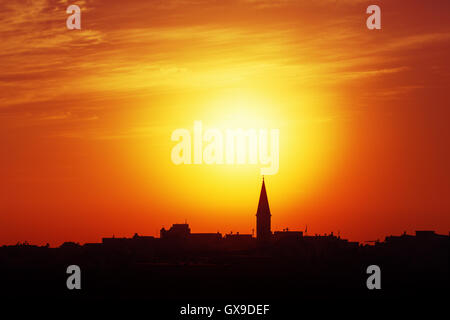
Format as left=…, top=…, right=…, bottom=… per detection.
left=256, top=177, right=272, bottom=241
left=0, top=178, right=448, bottom=304
left=160, top=223, right=191, bottom=240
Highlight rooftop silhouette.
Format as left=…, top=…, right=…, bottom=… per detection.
left=0, top=179, right=448, bottom=304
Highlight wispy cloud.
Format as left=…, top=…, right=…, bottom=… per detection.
left=1, top=0, right=449, bottom=126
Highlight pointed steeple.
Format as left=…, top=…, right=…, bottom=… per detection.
left=256, top=176, right=271, bottom=217
left=256, top=176, right=271, bottom=241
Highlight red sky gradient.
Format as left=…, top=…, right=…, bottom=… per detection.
left=0, top=0, right=449, bottom=246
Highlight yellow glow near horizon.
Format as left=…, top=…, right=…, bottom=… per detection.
left=127, top=86, right=345, bottom=223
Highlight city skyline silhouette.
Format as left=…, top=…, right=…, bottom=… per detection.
left=2, top=178, right=448, bottom=247
left=0, top=178, right=448, bottom=313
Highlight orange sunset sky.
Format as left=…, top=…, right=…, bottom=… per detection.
left=0, top=0, right=449, bottom=245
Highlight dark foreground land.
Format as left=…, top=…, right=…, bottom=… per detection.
left=0, top=232, right=448, bottom=316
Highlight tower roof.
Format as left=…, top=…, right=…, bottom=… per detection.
left=256, top=177, right=271, bottom=217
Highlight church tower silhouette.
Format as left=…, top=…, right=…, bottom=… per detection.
left=256, top=176, right=272, bottom=241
